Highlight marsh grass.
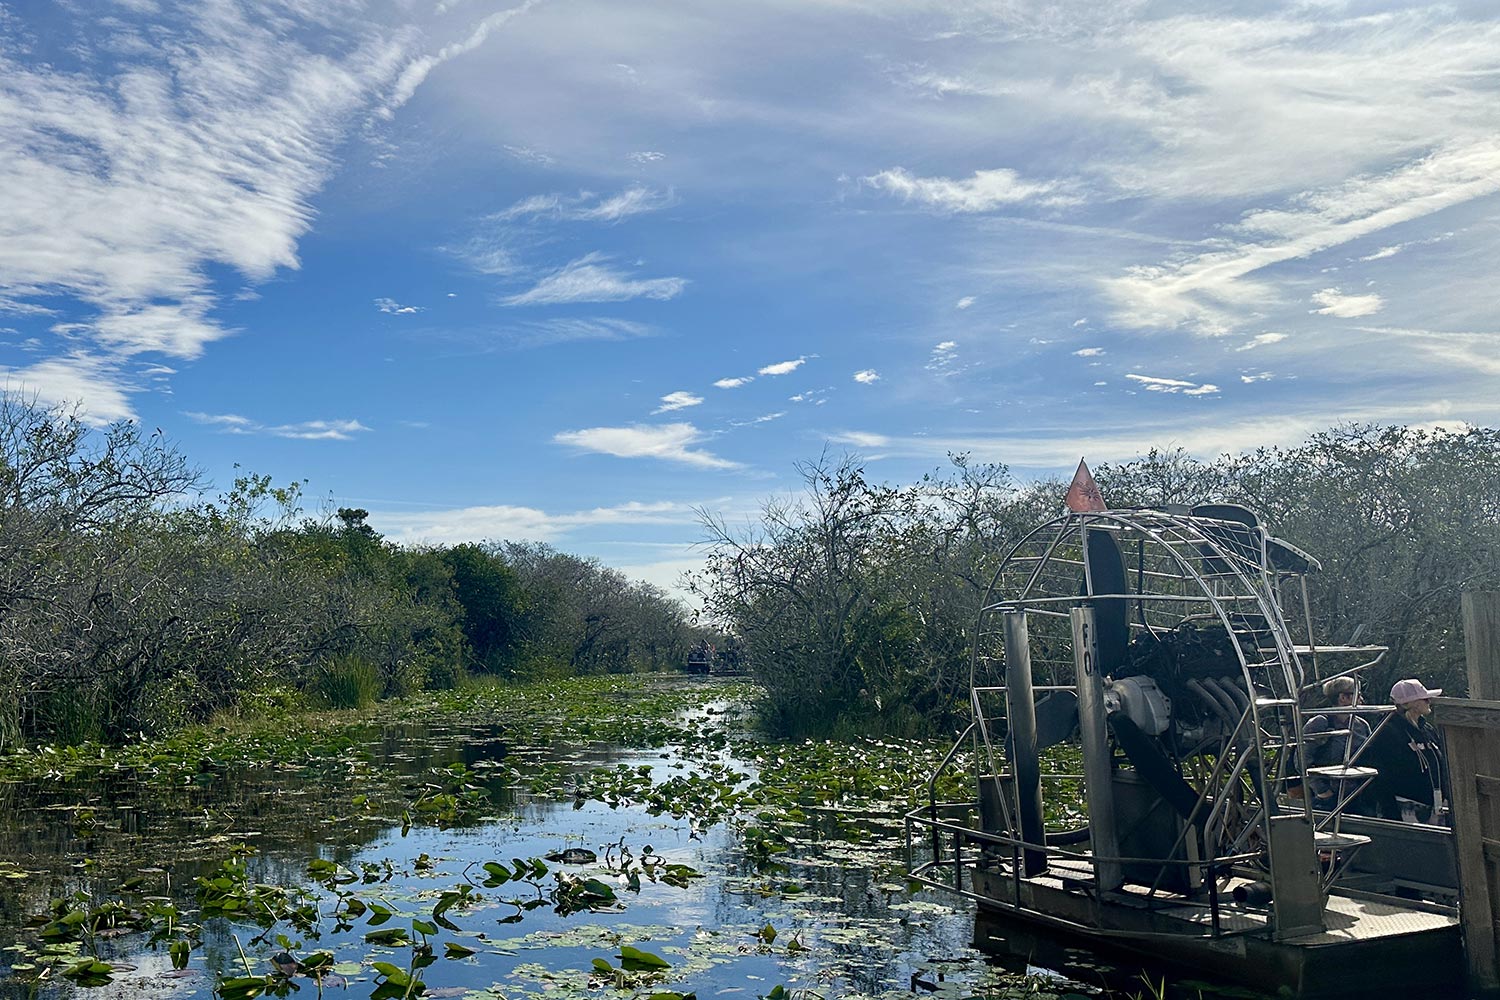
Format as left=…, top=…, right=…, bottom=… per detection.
left=310, top=654, right=381, bottom=709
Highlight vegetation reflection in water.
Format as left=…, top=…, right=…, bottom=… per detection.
left=1, top=675, right=1142, bottom=1000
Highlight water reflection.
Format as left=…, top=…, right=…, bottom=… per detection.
left=0, top=706, right=1091, bottom=1000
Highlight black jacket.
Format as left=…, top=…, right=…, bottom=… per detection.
left=1360, top=712, right=1446, bottom=821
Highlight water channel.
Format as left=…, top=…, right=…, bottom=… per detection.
left=0, top=677, right=1232, bottom=1000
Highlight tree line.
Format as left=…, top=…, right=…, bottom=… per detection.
left=693, top=426, right=1500, bottom=736
left=0, top=396, right=707, bottom=752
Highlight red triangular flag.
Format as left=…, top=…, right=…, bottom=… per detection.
left=1065, top=459, right=1106, bottom=512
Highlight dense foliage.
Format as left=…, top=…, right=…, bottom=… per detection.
left=695, top=427, right=1500, bottom=735
left=0, top=397, right=706, bottom=751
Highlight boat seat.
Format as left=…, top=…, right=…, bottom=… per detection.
left=1305, top=765, right=1378, bottom=780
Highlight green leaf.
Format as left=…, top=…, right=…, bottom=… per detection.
left=591, top=958, right=615, bottom=973
left=444, top=942, right=476, bottom=959
left=371, top=961, right=409, bottom=984
left=618, top=945, right=670, bottom=971
left=366, top=928, right=411, bottom=946
left=217, top=976, right=270, bottom=1000
left=412, top=919, right=438, bottom=937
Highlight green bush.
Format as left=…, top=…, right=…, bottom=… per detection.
left=423, top=657, right=466, bottom=691
left=379, top=657, right=427, bottom=699
left=309, top=655, right=380, bottom=709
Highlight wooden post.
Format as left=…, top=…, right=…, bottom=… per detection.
left=1465, top=592, right=1500, bottom=700
left=1434, top=696, right=1500, bottom=996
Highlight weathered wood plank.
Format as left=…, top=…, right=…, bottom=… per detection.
left=1432, top=698, right=1500, bottom=731
left=1465, top=592, right=1500, bottom=701
left=1439, top=596, right=1500, bottom=994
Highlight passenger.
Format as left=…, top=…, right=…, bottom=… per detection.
left=1302, top=676, right=1373, bottom=811
left=1361, top=678, right=1448, bottom=824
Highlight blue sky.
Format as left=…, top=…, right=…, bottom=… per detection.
left=4, top=0, right=1500, bottom=600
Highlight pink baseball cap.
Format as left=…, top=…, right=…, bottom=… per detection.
left=1389, top=678, right=1442, bottom=704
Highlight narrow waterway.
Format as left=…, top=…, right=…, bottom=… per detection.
left=0, top=678, right=1252, bottom=1000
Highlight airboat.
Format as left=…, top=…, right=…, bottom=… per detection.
left=906, top=504, right=1462, bottom=998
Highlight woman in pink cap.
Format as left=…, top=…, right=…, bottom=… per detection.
left=1360, top=678, right=1448, bottom=824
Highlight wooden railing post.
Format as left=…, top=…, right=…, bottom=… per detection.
left=1435, top=592, right=1500, bottom=995
left=1465, top=592, right=1500, bottom=700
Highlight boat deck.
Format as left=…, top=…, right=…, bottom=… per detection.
left=966, top=855, right=1463, bottom=997
left=1005, top=855, right=1457, bottom=943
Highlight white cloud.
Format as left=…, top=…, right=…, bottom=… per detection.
left=730, top=411, right=785, bottom=426
left=376, top=297, right=423, bottom=315
left=628, top=151, right=666, bottom=164
left=1360, top=245, right=1403, bottom=262
left=1351, top=326, right=1500, bottom=377
left=0, top=4, right=423, bottom=368
left=185, top=412, right=370, bottom=441
left=498, top=317, right=657, bottom=348
left=1073, top=347, right=1105, bottom=357
left=863, top=167, right=1079, bottom=212
left=927, top=341, right=960, bottom=374
left=504, top=253, right=687, bottom=306
left=852, top=369, right=880, bottom=384
left=1127, top=374, right=1195, bottom=389
left=956, top=296, right=975, bottom=309
left=1105, top=139, right=1500, bottom=335
left=757, top=358, right=805, bottom=376
left=1241, top=372, right=1275, bottom=383
left=1, top=354, right=136, bottom=424
left=372, top=498, right=699, bottom=547
left=1126, top=373, right=1219, bottom=396
left=554, top=422, right=738, bottom=469
left=497, top=185, right=676, bottom=223
left=714, top=376, right=753, bottom=389
left=830, top=431, right=890, bottom=449
left=1311, top=287, right=1384, bottom=318
left=1237, top=333, right=1287, bottom=351
left=653, top=390, right=703, bottom=413
left=384, top=1, right=542, bottom=114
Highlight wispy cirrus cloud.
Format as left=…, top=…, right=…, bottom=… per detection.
left=498, top=186, right=676, bottom=223
left=554, top=422, right=738, bottom=469
left=1104, top=138, right=1500, bottom=336
left=495, top=317, right=657, bottom=349
left=863, top=167, right=1079, bottom=212
left=653, top=390, right=703, bottom=413
left=1, top=354, right=136, bottom=425
left=829, top=431, right=890, bottom=450
left=504, top=253, right=687, bottom=306
left=0, top=0, right=550, bottom=419
left=730, top=411, right=785, bottom=427
left=185, top=411, right=371, bottom=441
left=1237, top=333, right=1287, bottom=352
left=371, top=497, right=700, bottom=546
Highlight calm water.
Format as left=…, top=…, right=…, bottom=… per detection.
left=0, top=689, right=1023, bottom=1000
